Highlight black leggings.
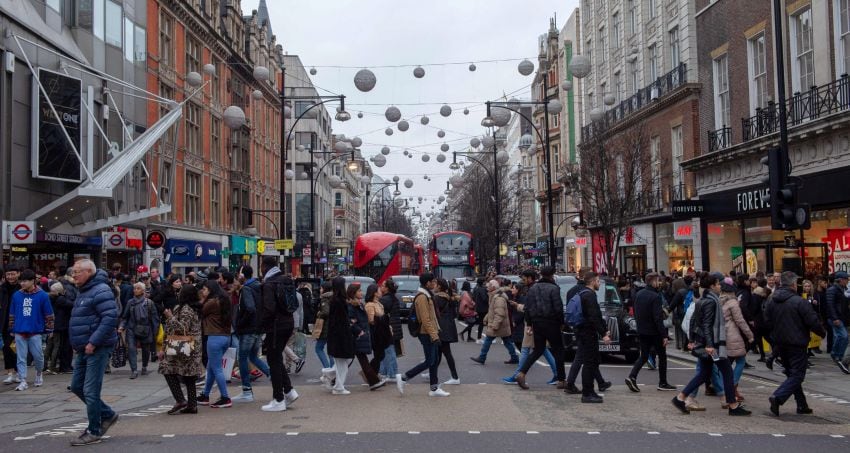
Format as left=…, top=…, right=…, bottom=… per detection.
left=459, top=322, right=475, bottom=340
left=164, top=374, right=198, bottom=407
left=435, top=341, right=458, bottom=379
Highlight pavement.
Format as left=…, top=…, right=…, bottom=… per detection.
left=1, top=328, right=849, bottom=451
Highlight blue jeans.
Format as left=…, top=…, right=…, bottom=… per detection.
left=731, top=356, right=746, bottom=385
left=831, top=322, right=848, bottom=361
left=15, top=334, right=44, bottom=380
left=70, top=346, right=115, bottom=436
left=404, top=335, right=440, bottom=390
left=511, top=346, right=557, bottom=379
left=477, top=335, right=518, bottom=363
left=125, top=330, right=154, bottom=372
left=688, top=358, right=724, bottom=397
left=238, top=334, right=270, bottom=390
left=682, top=356, right=736, bottom=404
left=314, top=338, right=332, bottom=369
left=203, top=335, right=230, bottom=399
left=379, top=343, right=398, bottom=377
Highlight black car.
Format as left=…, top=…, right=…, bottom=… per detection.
left=555, top=276, right=640, bottom=362
left=389, top=275, right=420, bottom=322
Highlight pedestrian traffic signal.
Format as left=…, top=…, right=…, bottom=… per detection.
left=761, top=147, right=810, bottom=230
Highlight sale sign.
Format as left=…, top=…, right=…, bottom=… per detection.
left=827, top=229, right=850, bottom=274
left=591, top=230, right=610, bottom=274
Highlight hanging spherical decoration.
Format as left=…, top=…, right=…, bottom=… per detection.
left=450, top=175, right=464, bottom=188
left=518, top=59, right=535, bottom=76
left=603, top=94, right=617, bottom=106
left=421, top=153, right=430, bottom=162
left=569, top=54, right=592, bottom=78
left=251, top=89, right=263, bottom=100
left=482, top=135, right=495, bottom=148
left=403, top=150, right=409, bottom=156
left=440, top=143, right=449, bottom=152
left=398, top=120, right=410, bottom=132
left=463, top=108, right=470, bottom=115
left=548, top=99, right=563, bottom=114
left=440, top=104, right=452, bottom=117
left=561, top=80, right=573, bottom=91
left=252, top=66, right=270, bottom=82
left=361, top=175, right=371, bottom=184
left=357, top=112, right=364, bottom=119
left=589, top=108, right=604, bottom=122
left=283, top=105, right=292, bottom=119
left=385, top=106, right=402, bottom=122
left=334, top=141, right=347, bottom=153
left=413, top=66, right=425, bottom=78
left=186, top=71, right=203, bottom=88
left=353, top=68, right=377, bottom=92
left=381, top=146, right=391, bottom=155
left=423, top=175, right=428, bottom=179
left=299, top=171, right=309, bottom=179
left=203, top=63, right=216, bottom=76
left=469, top=63, right=477, bottom=72
left=223, top=106, right=246, bottom=129
left=296, top=145, right=305, bottom=152
left=309, top=67, right=317, bottom=75
left=373, top=154, right=387, bottom=167
left=496, top=150, right=510, bottom=164
left=436, top=153, right=446, bottom=163
left=284, top=169, right=295, bottom=180
left=328, top=175, right=343, bottom=188
left=437, top=130, right=446, bottom=138
left=470, top=137, right=481, bottom=148
left=393, top=176, right=400, bottom=182
left=404, top=179, right=414, bottom=189
left=351, top=137, right=363, bottom=148
left=491, top=107, right=512, bottom=127
left=420, top=115, right=430, bottom=125
left=408, top=154, right=413, bottom=158
left=385, top=127, right=394, bottom=136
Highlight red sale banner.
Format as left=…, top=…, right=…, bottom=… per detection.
left=827, top=229, right=850, bottom=274
left=592, top=230, right=609, bottom=274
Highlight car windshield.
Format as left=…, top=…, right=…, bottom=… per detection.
left=557, top=281, right=622, bottom=307
left=392, top=278, right=420, bottom=295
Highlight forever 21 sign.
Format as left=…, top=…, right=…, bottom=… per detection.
left=735, top=187, right=770, bottom=213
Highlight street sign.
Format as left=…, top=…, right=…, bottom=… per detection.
left=2, top=221, right=36, bottom=245
left=499, top=244, right=508, bottom=256
left=146, top=230, right=166, bottom=249
left=274, top=239, right=294, bottom=251
left=257, top=240, right=266, bottom=254
left=104, top=231, right=126, bottom=250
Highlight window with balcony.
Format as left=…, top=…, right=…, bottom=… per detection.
left=211, top=179, right=220, bottom=227
left=791, top=7, right=815, bottom=92
left=648, top=44, right=659, bottom=81
left=669, top=27, right=680, bottom=70
left=671, top=125, right=683, bottom=190
left=748, top=33, right=769, bottom=113
left=839, top=0, right=850, bottom=75
left=185, top=171, right=201, bottom=226
left=159, top=11, right=174, bottom=67
left=713, top=54, right=730, bottom=130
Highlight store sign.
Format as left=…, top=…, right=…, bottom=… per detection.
left=592, top=230, right=610, bottom=274
left=31, top=68, right=82, bottom=182
left=38, top=231, right=98, bottom=245
left=165, top=239, right=221, bottom=263
left=673, top=221, right=694, bottom=240
left=828, top=229, right=850, bottom=274
left=2, top=221, right=36, bottom=245
left=146, top=230, right=166, bottom=249
left=230, top=235, right=257, bottom=255
left=735, top=187, right=771, bottom=213
left=671, top=200, right=706, bottom=219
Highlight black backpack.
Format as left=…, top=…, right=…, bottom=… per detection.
left=275, top=283, right=300, bottom=314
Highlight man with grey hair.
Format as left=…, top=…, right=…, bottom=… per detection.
left=68, top=259, right=120, bottom=445
left=764, top=271, right=827, bottom=417
left=118, top=282, right=159, bottom=379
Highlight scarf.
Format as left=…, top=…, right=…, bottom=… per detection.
left=704, top=291, right=727, bottom=358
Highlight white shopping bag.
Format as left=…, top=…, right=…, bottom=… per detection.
left=222, top=347, right=237, bottom=378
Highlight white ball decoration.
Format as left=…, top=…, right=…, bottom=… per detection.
left=252, top=66, right=270, bottom=82
left=398, top=120, right=410, bottom=132
left=381, top=146, right=391, bottom=155
left=470, top=137, right=481, bottom=148
left=437, top=130, right=446, bottom=138
left=590, top=108, right=604, bottom=122
left=482, top=135, right=495, bottom=148
left=299, top=172, right=309, bottom=179
left=469, top=63, right=477, bottom=72
left=421, top=153, right=430, bottom=162
left=547, top=99, right=563, bottom=114
left=463, top=108, right=470, bottom=115
left=283, top=105, right=292, bottom=119
left=440, top=143, right=449, bottom=152
left=403, top=150, right=409, bottom=156
left=310, top=67, right=317, bottom=75
left=440, top=105, right=452, bottom=117
left=334, top=141, right=347, bottom=153
left=329, top=175, right=343, bottom=188
left=436, top=153, right=446, bottom=163
left=296, top=144, right=305, bottom=152
left=361, top=175, right=371, bottom=184
left=420, top=116, right=430, bottom=125
left=251, top=89, right=263, bottom=100
left=569, top=54, right=592, bottom=78
left=561, top=80, right=573, bottom=91
left=404, top=179, right=414, bottom=189
left=385, top=128, right=394, bottom=136
left=385, top=106, right=402, bottom=122
left=373, top=154, right=387, bottom=167
left=357, top=112, right=364, bottom=118
left=413, top=66, right=425, bottom=78
left=351, top=137, right=363, bottom=148
left=353, top=69, right=377, bottom=92
left=603, top=94, right=617, bottom=106
left=496, top=150, right=510, bottom=164
left=284, top=169, right=295, bottom=180
left=393, top=176, right=400, bottom=182
left=518, top=59, right=535, bottom=76
left=203, top=63, right=216, bottom=76
left=450, top=175, right=464, bottom=187
left=186, top=71, right=203, bottom=88
left=223, top=105, right=246, bottom=129
left=423, top=175, right=429, bottom=179
left=491, top=107, right=512, bottom=127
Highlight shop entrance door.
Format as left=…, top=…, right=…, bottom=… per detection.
left=741, top=241, right=828, bottom=276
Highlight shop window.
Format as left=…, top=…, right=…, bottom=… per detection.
left=707, top=220, right=742, bottom=273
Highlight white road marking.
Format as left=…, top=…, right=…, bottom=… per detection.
left=647, top=432, right=660, bottom=435
left=587, top=432, right=600, bottom=435
left=225, top=433, right=237, bottom=437
left=526, top=431, right=539, bottom=434
left=708, top=433, right=723, bottom=437
left=830, top=435, right=845, bottom=438
left=408, top=431, right=420, bottom=434
left=162, top=434, right=175, bottom=438
left=286, top=433, right=299, bottom=436
left=468, top=431, right=481, bottom=434
left=13, top=437, right=36, bottom=441
left=345, top=432, right=359, bottom=435
left=478, top=382, right=487, bottom=385
left=772, top=434, right=785, bottom=437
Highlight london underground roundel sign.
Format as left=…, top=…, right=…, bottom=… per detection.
left=12, top=223, right=33, bottom=242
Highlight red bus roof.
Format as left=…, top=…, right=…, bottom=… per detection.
left=353, top=232, right=414, bottom=268
left=432, top=230, right=472, bottom=238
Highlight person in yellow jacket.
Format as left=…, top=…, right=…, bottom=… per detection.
left=395, top=273, right=449, bottom=397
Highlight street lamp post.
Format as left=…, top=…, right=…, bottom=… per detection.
left=365, top=181, right=400, bottom=233
left=305, top=149, right=356, bottom=277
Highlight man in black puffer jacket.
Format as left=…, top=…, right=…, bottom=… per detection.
left=626, top=273, right=675, bottom=392
left=515, top=267, right=565, bottom=390
left=764, top=271, right=827, bottom=416
left=232, top=265, right=269, bottom=403
left=471, top=278, right=489, bottom=340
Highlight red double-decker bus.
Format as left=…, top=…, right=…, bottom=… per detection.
left=353, top=232, right=416, bottom=284
left=414, top=245, right=426, bottom=275
left=430, top=231, right=475, bottom=280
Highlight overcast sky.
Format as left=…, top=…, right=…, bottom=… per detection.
left=245, top=0, right=579, bottom=218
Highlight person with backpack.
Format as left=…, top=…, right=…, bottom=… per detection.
left=669, top=275, right=693, bottom=352
left=563, top=271, right=611, bottom=395
left=471, top=278, right=489, bottom=341
left=625, top=273, right=676, bottom=393
left=567, top=272, right=611, bottom=403
left=118, top=283, right=160, bottom=379
left=514, top=267, right=565, bottom=390
left=231, top=265, right=270, bottom=403
left=258, top=257, right=300, bottom=411
left=470, top=280, right=519, bottom=366
left=457, top=281, right=477, bottom=342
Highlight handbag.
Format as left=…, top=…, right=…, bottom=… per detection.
left=221, top=346, right=238, bottom=378
left=165, top=335, right=194, bottom=357
left=311, top=318, right=324, bottom=340
left=111, top=334, right=127, bottom=368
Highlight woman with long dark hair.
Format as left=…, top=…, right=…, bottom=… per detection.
left=197, top=280, right=233, bottom=408
left=348, top=283, right=385, bottom=390
left=365, top=284, right=392, bottom=385
left=158, top=284, right=203, bottom=414
left=434, top=278, right=460, bottom=384
left=458, top=281, right=477, bottom=342
left=379, top=278, right=403, bottom=380
left=326, top=277, right=355, bottom=394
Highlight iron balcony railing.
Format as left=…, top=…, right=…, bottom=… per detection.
left=582, top=63, right=687, bottom=140
left=742, top=74, right=850, bottom=141
left=708, top=126, right=732, bottom=152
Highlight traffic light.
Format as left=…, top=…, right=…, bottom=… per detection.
left=761, top=147, right=810, bottom=230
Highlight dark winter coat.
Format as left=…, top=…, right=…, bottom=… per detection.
left=576, top=286, right=607, bottom=337
left=50, top=293, right=74, bottom=331
left=326, top=293, right=355, bottom=359
left=69, top=270, right=119, bottom=352
left=736, top=287, right=754, bottom=323
left=348, top=300, right=372, bottom=354
left=524, top=278, right=563, bottom=324
left=119, top=296, right=160, bottom=344
left=434, top=291, right=458, bottom=343
left=825, top=284, right=849, bottom=324
left=751, top=286, right=770, bottom=333
left=765, top=286, right=827, bottom=347
left=259, top=270, right=294, bottom=334
left=669, top=287, right=688, bottom=321
left=0, top=281, right=20, bottom=336
left=234, top=278, right=262, bottom=335
left=633, top=286, right=666, bottom=337
left=472, top=285, right=489, bottom=314
left=380, top=293, right=403, bottom=342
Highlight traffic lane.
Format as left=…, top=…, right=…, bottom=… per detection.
left=8, top=431, right=850, bottom=453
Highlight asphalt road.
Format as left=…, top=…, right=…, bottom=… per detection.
left=4, top=325, right=850, bottom=450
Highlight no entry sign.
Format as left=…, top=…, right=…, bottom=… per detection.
left=2, top=221, right=36, bottom=245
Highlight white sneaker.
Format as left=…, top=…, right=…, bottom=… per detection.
left=475, top=339, right=484, bottom=344
left=260, top=399, right=287, bottom=412
left=319, top=375, right=333, bottom=390
left=396, top=374, right=405, bottom=395
left=428, top=388, right=450, bottom=397
left=332, top=389, right=351, bottom=395
left=385, top=376, right=397, bottom=383
left=443, top=378, right=461, bottom=385
left=420, top=372, right=430, bottom=379
left=232, top=391, right=254, bottom=403
left=34, top=373, right=43, bottom=387
left=284, top=389, right=299, bottom=406
left=2, top=373, right=15, bottom=385
left=15, top=381, right=28, bottom=391
left=321, top=367, right=336, bottom=379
